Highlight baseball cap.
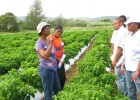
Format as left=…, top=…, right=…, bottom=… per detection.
left=125, top=16, right=140, bottom=24
left=36, top=22, right=50, bottom=34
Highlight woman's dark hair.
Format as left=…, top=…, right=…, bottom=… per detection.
left=55, top=25, right=63, bottom=30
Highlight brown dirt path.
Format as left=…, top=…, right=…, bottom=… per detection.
left=65, top=37, right=95, bottom=84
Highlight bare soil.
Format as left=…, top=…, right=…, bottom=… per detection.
left=137, top=92, right=140, bottom=100
left=65, top=37, right=95, bottom=84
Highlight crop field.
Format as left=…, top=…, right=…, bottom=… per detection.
left=0, top=29, right=129, bottom=100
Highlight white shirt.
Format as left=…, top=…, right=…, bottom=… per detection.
left=111, top=26, right=128, bottom=66
left=123, top=29, right=140, bottom=71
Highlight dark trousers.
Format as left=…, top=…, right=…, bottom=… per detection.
left=57, top=63, right=66, bottom=90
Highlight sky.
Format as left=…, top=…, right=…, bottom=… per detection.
left=0, top=0, right=140, bottom=18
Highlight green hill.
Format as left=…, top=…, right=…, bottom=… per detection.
left=17, top=16, right=129, bottom=23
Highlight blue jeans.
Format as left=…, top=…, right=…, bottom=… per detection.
left=115, top=66, right=128, bottom=96
left=125, top=70, right=140, bottom=100
left=38, top=65, right=61, bottom=100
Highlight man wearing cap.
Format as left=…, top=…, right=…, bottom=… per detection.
left=35, top=22, right=61, bottom=100
left=110, top=18, right=128, bottom=96
left=121, top=17, right=140, bottom=100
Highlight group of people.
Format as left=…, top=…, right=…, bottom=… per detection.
left=35, top=15, right=140, bottom=100
left=111, top=15, right=140, bottom=100
left=35, top=22, right=66, bottom=100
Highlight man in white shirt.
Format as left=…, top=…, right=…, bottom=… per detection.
left=111, top=18, right=128, bottom=96
left=121, top=16, right=140, bottom=100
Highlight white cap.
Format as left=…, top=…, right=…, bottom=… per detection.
left=125, top=16, right=140, bottom=24
left=36, top=22, right=50, bottom=34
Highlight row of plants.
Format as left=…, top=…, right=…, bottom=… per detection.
left=62, top=30, right=97, bottom=63
left=0, top=30, right=97, bottom=75
left=53, top=30, right=129, bottom=100
left=0, top=30, right=97, bottom=99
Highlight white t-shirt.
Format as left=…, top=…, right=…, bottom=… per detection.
left=110, top=26, right=129, bottom=66
left=123, top=29, right=140, bottom=71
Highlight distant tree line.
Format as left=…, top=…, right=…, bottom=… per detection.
left=0, top=12, right=19, bottom=32
left=0, top=0, right=112, bottom=32
left=48, top=15, right=88, bottom=27
left=100, top=18, right=111, bottom=22
left=0, top=0, right=88, bottom=32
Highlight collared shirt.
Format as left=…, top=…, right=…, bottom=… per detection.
left=123, top=29, right=140, bottom=71
left=110, top=26, right=128, bottom=66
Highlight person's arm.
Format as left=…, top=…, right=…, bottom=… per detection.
left=112, top=47, right=123, bottom=67
left=38, top=37, right=54, bottom=60
left=56, top=57, right=61, bottom=62
left=110, top=31, right=115, bottom=54
left=111, top=43, right=114, bottom=55
left=132, top=62, right=140, bottom=82
left=38, top=42, right=53, bottom=60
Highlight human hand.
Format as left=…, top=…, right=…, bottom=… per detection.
left=57, top=58, right=61, bottom=62
left=120, top=65, right=125, bottom=75
left=49, top=35, right=54, bottom=44
left=57, top=58, right=64, bottom=64
left=131, top=71, right=139, bottom=82
left=112, top=60, right=117, bottom=67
